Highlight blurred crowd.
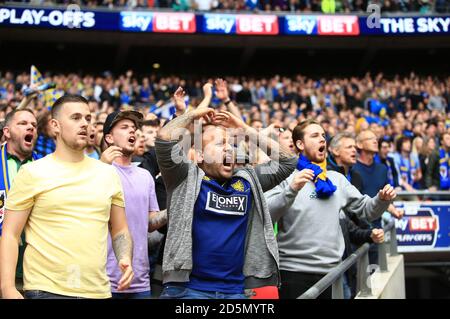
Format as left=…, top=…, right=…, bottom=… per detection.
left=3, top=0, right=449, bottom=13
left=1, top=69, right=449, bottom=191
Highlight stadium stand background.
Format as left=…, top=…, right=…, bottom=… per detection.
left=0, top=0, right=449, bottom=298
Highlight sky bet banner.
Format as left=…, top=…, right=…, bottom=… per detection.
left=394, top=202, right=450, bottom=252
left=201, top=13, right=278, bottom=35
left=282, top=15, right=360, bottom=36
left=0, top=6, right=449, bottom=36
left=120, top=11, right=195, bottom=33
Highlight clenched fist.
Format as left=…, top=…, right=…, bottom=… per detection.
left=290, top=169, right=315, bottom=192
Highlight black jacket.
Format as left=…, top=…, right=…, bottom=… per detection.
left=327, top=155, right=364, bottom=190
left=339, top=213, right=373, bottom=297
left=328, top=155, right=373, bottom=298
left=420, top=151, right=440, bottom=189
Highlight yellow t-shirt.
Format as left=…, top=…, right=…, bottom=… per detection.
left=5, top=154, right=125, bottom=299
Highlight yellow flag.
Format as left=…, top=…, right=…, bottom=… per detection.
left=43, top=88, right=64, bottom=109
left=30, top=65, right=44, bottom=87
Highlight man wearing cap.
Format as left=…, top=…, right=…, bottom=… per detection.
left=101, top=110, right=167, bottom=299
left=1, top=95, right=134, bottom=299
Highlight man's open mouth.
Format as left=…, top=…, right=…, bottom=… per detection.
left=24, top=134, right=34, bottom=144
left=223, top=155, right=233, bottom=167
left=128, top=136, right=136, bottom=144
left=318, top=145, right=326, bottom=153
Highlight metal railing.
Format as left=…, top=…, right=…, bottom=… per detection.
left=298, top=218, right=398, bottom=299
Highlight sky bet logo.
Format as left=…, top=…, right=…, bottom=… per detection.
left=285, top=16, right=317, bottom=35
left=284, top=15, right=359, bottom=36
left=120, top=11, right=195, bottom=33
left=204, top=14, right=236, bottom=34
left=395, top=206, right=439, bottom=248
left=203, top=14, right=278, bottom=35
left=206, top=192, right=248, bottom=216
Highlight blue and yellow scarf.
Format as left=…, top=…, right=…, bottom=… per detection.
left=0, top=144, right=12, bottom=195
left=297, top=154, right=337, bottom=199
left=0, top=143, right=38, bottom=236
left=439, top=147, right=450, bottom=190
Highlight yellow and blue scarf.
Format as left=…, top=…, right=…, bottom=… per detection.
left=439, top=147, right=450, bottom=190
left=0, top=144, right=12, bottom=195
left=297, top=154, right=337, bottom=199
left=1, top=144, right=38, bottom=236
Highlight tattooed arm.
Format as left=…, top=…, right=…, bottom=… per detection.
left=195, top=83, right=214, bottom=110
left=109, top=204, right=134, bottom=291
left=148, top=209, right=167, bottom=233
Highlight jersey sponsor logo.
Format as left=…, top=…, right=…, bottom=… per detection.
left=206, top=192, right=248, bottom=216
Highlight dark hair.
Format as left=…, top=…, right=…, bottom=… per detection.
left=378, top=137, right=392, bottom=149
left=51, top=94, right=88, bottom=119
left=396, top=136, right=411, bottom=152
left=37, top=110, right=52, bottom=136
left=4, top=108, right=35, bottom=126
left=292, top=119, right=321, bottom=151
left=142, top=119, right=160, bottom=127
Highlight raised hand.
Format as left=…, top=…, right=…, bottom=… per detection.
left=101, top=146, right=123, bottom=164
left=212, top=110, right=247, bottom=130
left=215, top=78, right=229, bottom=101
left=203, top=82, right=213, bottom=99
left=173, top=86, right=187, bottom=112
left=378, top=184, right=397, bottom=201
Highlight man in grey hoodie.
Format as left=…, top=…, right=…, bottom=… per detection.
left=155, top=107, right=296, bottom=299
left=265, top=119, right=397, bottom=299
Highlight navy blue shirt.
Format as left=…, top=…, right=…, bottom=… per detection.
left=187, top=176, right=252, bottom=294
left=353, top=160, right=389, bottom=228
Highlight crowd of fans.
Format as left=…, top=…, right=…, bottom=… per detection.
left=3, top=0, right=449, bottom=13
left=0, top=67, right=448, bottom=299
left=0, top=69, right=449, bottom=191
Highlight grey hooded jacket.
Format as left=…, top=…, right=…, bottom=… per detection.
left=265, top=170, right=391, bottom=274
left=155, top=138, right=297, bottom=288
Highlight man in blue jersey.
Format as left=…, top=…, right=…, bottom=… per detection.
left=393, top=136, right=422, bottom=191
left=438, top=132, right=450, bottom=190
left=156, top=106, right=296, bottom=299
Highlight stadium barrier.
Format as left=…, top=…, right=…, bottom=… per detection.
left=299, top=191, right=450, bottom=298
left=298, top=218, right=400, bottom=299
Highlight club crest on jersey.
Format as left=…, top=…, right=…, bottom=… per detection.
left=206, top=192, right=248, bottom=216
left=231, top=179, right=246, bottom=192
